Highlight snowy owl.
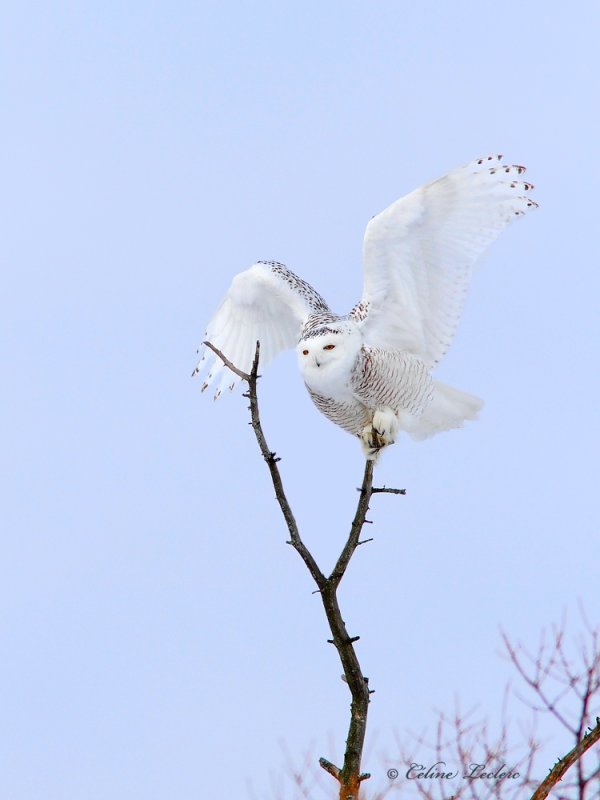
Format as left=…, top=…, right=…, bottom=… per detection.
left=194, top=155, right=537, bottom=459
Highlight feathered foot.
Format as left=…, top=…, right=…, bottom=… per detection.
left=360, top=408, right=399, bottom=461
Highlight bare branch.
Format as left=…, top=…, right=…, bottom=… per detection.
left=329, top=460, right=374, bottom=587
left=202, top=340, right=253, bottom=381
left=502, top=630, right=576, bottom=734
left=242, top=341, right=326, bottom=590
left=319, top=757, right=341, bottom=780
left=205, top=339, right=406, bottom=799
left=530, top=717, right=600, bottom=800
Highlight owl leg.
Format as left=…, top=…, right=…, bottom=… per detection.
left=372, top=406, right=399, bottom=446
left=359, top=425, right=380, bottom=460
left=360, top=407, right=399, bottom=459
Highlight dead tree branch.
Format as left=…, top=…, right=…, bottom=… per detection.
left=530, top=717, right=600, bottom=800
left=206, top=340, right=404, bottom=800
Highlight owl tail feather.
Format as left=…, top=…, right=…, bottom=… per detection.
left=405, top=381, right=483, bottom=441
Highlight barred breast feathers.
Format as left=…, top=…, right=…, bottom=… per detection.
left=306, top=389, right=370, bottom=436
left=351, top=347, right=434, bottom=417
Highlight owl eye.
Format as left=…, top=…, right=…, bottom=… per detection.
left=302, top=349, right=309, bottom=356
left=323, top=344, right=336, bottom=351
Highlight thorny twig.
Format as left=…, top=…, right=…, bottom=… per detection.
left=205, top=340, right=405, bottom=800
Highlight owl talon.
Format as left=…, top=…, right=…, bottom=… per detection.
left=359, top=431, right=383, bottom=461
left=371, top=428, right=385, bottom=448
left=372, top=408, right=399, bottom=446
left=359, top=409, right=400, bottom=459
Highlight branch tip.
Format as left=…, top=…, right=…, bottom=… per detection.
left=319, top=757, right=341, bottom=780
left=202, top=340, right=251, bottom=381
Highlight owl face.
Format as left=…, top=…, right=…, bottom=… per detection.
left=298, top=333, right=340, bottom=367
left=296, top=324, right=362, bottom=393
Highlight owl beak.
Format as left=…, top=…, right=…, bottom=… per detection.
left=314, top=357, right=321, bottom=368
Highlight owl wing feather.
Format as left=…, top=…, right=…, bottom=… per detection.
left=354, top=155, right=538, bottom=367
left=193, top=261, right=330, bottom=397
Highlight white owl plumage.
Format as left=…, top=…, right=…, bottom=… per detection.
left=194, top=155, right=537, bottom=459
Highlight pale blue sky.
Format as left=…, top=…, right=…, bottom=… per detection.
left=2, top=2, right=599, bottom=798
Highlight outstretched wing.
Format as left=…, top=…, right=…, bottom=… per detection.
left=353, top=155, right=538, bottom=367
left=193, top=261, right=330, bottom=397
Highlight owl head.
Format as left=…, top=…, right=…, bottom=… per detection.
left=296, top=320, right=362, bottom=383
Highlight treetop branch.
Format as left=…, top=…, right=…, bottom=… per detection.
left=203, top=340, right=405, bottom=798
left=202, top=340, right=253, bottom=382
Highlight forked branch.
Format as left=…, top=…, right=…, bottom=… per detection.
left=205, top=340, right=404, bottom=800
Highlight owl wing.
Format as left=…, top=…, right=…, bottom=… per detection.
left=353, top=155, right=538, bottom=367
left=193, top=261, right=330, bottom=397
